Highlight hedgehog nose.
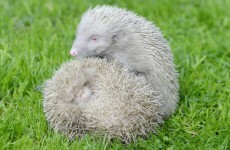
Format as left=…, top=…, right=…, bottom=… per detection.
left=70, top=48, right=78, bottom=56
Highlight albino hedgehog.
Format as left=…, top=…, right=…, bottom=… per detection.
left=70, top=5, right=179, bottom=117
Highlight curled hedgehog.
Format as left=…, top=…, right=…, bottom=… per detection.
left=43, top=58, right=163, bottom=143
left=43, top=5, right=179, bottom=143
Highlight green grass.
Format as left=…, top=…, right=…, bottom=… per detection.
left=0, top=0, right=229, bottom=149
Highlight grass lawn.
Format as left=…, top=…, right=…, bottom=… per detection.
left=0, top=0, right=229, bottom=149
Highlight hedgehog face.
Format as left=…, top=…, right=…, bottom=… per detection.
left=70, top=22, right=125, bottom=58
left=70, top=24, right=114, bottom=57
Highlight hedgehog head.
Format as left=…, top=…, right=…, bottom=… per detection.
left=70, top=6, right=135, bottom=58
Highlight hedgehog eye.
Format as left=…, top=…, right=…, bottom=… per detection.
left=91, top=36, right=99, bottom=42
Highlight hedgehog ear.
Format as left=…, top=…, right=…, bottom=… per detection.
left=112, top=29, right=124, bottom=41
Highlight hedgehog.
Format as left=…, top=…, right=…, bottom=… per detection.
left=70, top=5, right=179, bottom=118
left=43, top=58, right=163, bottom=143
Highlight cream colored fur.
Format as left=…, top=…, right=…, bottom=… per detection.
left=43, top=58, right=163, bottom=143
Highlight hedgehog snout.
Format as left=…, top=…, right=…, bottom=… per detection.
left=70, top=48, right=78, bottom=56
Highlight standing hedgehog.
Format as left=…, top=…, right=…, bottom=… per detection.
left=70, top=5, right=179, bottom=117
